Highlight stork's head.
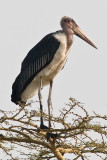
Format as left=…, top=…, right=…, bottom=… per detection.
left=61, top=16, right=97, bottom=49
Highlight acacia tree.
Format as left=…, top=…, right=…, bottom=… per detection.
left=0, top=98, right=107, bottom=160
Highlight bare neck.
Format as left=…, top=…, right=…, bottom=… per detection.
left=63, top=29, right=74, bottom=48
left=67, top=33, right=74, bottom=48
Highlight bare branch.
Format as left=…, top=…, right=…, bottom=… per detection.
left=0, top=98, right=107, bottom=159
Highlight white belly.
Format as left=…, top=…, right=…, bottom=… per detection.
left=21, top=32, right=73, bottom=102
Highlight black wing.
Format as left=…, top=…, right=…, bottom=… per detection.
left=11, top=32, right=60, bottom=104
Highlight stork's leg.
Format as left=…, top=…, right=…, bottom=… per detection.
left=38, top=78, right=57, bottom=140
left=47, top=80, right=53, bottom=128
left=38, top=77, right=48, bottom=129
left=38, top=76, right=43, bottom=127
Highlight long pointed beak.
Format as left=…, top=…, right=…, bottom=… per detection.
left=73, top=26, right=97, bottom=49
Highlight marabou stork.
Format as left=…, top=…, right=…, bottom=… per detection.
left=11, top=16, right=97, bottom=129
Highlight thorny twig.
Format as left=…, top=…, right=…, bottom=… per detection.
left=0, top=98, right=107, bottom=160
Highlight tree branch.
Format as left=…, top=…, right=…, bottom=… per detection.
left=0, top=98, right=106, bottom=159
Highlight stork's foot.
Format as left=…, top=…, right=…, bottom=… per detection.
left=38, top=123, right=57, bottom=141
left=46, top=132, right=57, bottom=141
left=40, top=123, right=49, bottom=129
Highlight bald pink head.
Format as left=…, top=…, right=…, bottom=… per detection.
left=60, top=16, right=97, bottom=49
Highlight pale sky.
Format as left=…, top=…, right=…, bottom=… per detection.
left=0, top=0, right=107, bottom=159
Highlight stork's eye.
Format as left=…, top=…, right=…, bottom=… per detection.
left=64, top=19, right=70, bottom=23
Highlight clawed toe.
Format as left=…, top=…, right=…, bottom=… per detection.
left=46, top=132, right=57, bottom=141
left=38, top=123, right=58, bottom=141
